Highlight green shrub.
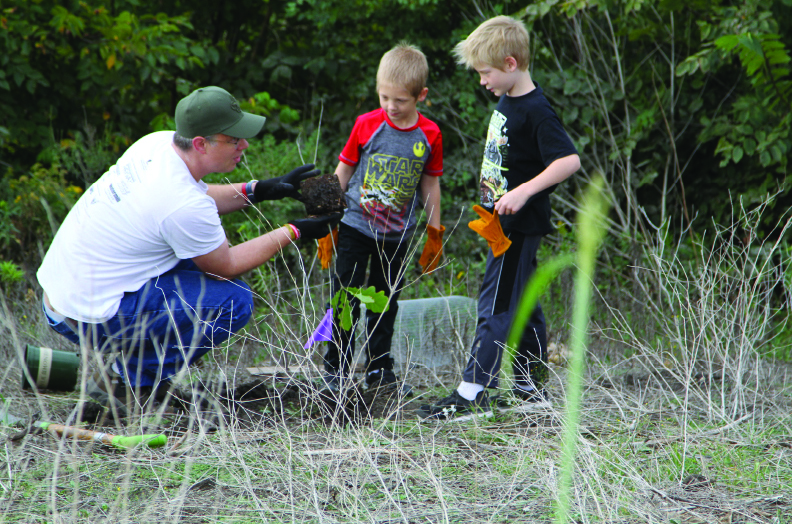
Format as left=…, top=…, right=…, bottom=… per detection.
left=0, top=163, right=82, bottom=260
left=46, top=124, right=130, bottom=188
left=0, top=260, right=24, bottom=284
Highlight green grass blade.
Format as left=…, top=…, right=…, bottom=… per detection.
left=504, top=253, right=574, bottom=362
left=555, top=176, right=610, bottom=524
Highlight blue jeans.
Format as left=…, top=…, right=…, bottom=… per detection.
left=45, top=259, right=253, bottom=387
left=462, top=233, right=548, bottom=389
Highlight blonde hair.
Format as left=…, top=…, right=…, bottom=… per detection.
left=453, top=15, right=530, bottom=71
left=376, top=42, right=429, bottom=98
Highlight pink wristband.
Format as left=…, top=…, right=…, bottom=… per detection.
left=288, top=223, right=300, bottom=240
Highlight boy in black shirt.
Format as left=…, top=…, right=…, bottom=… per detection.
left=422, top=15, right=580, bottom=420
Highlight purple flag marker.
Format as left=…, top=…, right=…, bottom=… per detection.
left=304, top=308, right=334, bottom=349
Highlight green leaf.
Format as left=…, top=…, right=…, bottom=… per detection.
left=357, top=294, right=374, bottom=305
left=698, top=20, right=713, bottom=41
left=689, top=98, right=703, bottom=112
left=329, top=286, right=390, bottom=332
left=280, top=107, right=300, bottom=124
left=638, top=171, right=658, bottom=187
left=340, top=305, right=352, bottom=331
left=714, top=137, right=732, bottom=155
left=770, top=145, right=782, bottom=162
left=0, top=261, right=24, bottom=283
left=330, top=290, right=353, bottom=331
left=563, top=78, right=581, bottom=95
left=207, top=47, right=220, bottom=64
left=330, top=288, right=346, bottom=311
left=581, top=106, right=594, bottom=122
left=675, top=59, right=694, bottom=76
left=562, top=106, right=579, bottom=125
left=351, top=286, right=389, bottom=313
left=714, top=35, right=740, bottom=52
left=732, top=146, right=743, bottom=163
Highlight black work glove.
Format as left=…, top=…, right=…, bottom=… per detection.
left=289, top=212, right=343, bottom=241
left=253, top=164, right=319, bottom=202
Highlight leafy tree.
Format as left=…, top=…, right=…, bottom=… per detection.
left=0, top=0, right=206, bottom=169
left=520, top=0, right=790, bottom=238
left=676, top=0, right=791, bottom=224
left=3, top=0, right=790, bottom=265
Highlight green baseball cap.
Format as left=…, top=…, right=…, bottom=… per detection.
left=175, top=86, right=266, bottom=139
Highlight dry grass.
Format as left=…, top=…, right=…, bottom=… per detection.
left=2, top=356, right=790, bottom=523
left=1, top=202, right=791, bottom=524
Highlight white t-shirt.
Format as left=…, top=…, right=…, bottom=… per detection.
left=37, top=131, right=227, bottom=323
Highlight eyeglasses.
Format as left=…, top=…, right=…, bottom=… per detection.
left=211, top=137, right=243, bottom=147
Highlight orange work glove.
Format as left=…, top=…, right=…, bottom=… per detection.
left=419, top=224, right=446, bottom=274
left=468, top=205, right=511, bottom=257
left=316, top=227, right=338, bottom=269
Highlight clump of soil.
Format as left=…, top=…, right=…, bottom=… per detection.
left=299, top=173, right=346, bottom=216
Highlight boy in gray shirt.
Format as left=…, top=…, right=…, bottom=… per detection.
left=321, top=43, right=444, bottom=396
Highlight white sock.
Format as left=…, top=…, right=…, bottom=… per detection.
left=457, top=381, right=485, bottom=401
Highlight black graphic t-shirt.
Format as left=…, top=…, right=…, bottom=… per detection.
left=479, top=84, right=577, bottom=235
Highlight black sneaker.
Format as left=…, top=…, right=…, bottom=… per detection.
left=497, top=387, right=552, bottom=412
left=317, top=373, right=343, bottom=394
left=420, top=390, right=492, bottom=421
left=316, top=373, right=355, bottom=406
left=365, top=368, right=413, bottom=397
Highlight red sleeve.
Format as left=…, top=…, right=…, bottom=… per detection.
left=420, top=116, right=443, bottom=177
left=339, top=118, right=362, bottom=166
left=339, top=109, right=385, bottom=166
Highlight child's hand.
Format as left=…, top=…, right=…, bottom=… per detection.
left=419, top=224, right=445, bottom=273
left=494, top=185, right=531, bottom=215
left=317, top=227, right=338, bottom=269
left=468, top=205, right=511, bottom=257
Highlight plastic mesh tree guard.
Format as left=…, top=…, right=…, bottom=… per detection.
left=357, top=295, right=477, bottom=370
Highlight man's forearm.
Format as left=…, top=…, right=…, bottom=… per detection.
left=207, top=183, right=254, bottom=215
left=226, top=227, right=294, bottom=274
left=193, top=226, right=295, bottom=279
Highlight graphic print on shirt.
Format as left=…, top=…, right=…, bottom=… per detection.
left=359, top=145, right=425, bottom=232
left=87, top=158, right=147, bottom=207
left=479, top=110, right=509, bottom=207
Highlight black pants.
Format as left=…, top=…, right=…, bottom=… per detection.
left=323, top=223, right=409, bottom=377
left=462, top=232, right=548, bottom=389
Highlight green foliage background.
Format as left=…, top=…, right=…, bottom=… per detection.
left=1, top=0, right=790, bottom=287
